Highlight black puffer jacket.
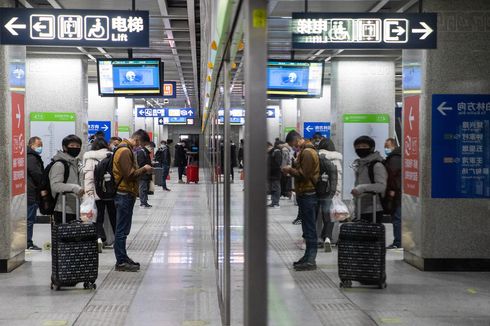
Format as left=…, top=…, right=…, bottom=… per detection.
left=26, top=147, right=44, bottom=205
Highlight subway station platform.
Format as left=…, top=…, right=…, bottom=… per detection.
left=1, top=175, right=489, bottom=326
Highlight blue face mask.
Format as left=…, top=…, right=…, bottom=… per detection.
left=384, top=148, right=392, bottom=156
left=35, top=146, right=43, bottom=154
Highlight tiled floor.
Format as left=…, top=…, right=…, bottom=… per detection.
left=1, top=174, right=490, bottom=326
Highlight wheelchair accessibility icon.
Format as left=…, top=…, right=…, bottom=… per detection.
left=84, top=16, right=109, bottom=41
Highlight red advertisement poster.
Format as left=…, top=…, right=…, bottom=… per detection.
left=403, top=95, right=420, bottom=197
left=11, top=93, right=26, bottom=197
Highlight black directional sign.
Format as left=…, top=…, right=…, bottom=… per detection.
left=292, top=13, right=437, bottom=49
left=0, top=8, right=149, bottom=47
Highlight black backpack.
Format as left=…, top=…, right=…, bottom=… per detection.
left=316, top=153, right=338, bottom=199
left=39, top=160, right=69, bottom=215
left=94, top=147, right=124, bottom=200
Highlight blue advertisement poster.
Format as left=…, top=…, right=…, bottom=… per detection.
left=432, top=94, right=490, bottom=198
left=304, top=122, right=331, bottom=139
left=88, top=121, right=111, bottom=142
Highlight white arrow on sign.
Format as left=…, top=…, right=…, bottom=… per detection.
left=393, top=26, right=405, bottom=36
left=16, top=104, right=21, bottom=128
left=409, top=106, right=415, bottom=130
left=101, top=124, right=109, bottom=132
left=306, top=125, right=313, bottom=132
left=437, top=101, right=453, bottom=116
left=33, top=21, right=48, bottom=32
left=187, top=110, right=193, bottom=116
left=412, top=22, right=433, bottom=40
left=139, top=109, right=145, bottom=116
left=5, top=17, right=26, bottom=36
left=267, top=110, right=274, bottom=117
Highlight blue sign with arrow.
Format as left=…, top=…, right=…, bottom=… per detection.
left=88, top=121, right=111, bottom=142
left=266, top=108, right=276, bottom=118
left=432, top=94, right=490, bottom=198
left=304, top=122, right=331, bottom=139
left=137, top=107, right=195, bottom=118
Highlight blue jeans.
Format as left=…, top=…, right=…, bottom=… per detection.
left=27, top=203, right=38, bottom=246
left=392, top=205, right=402, bottom=247
left=297, top=193, right=318, bottom=263
left=162, top=165, right=170, bottom=189
left=114, top=193, right=136, bottom=264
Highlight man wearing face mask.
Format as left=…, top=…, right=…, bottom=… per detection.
left=351, top=136, right=388, bottom=223
left=135, top=133, right=153, bottom=208
left=26, top=136, right=44, bottom=250
left=384, top=138, right=402, bottom=249
left=49, top=135, right=85, bottom=225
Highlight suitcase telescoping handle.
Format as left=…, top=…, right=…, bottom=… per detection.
left=356, top=192, right=377, bottom=223
left=61, top=192, right=80, bottom=224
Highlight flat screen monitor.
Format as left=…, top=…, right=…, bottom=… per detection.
left=97, top=59, right=163, bottom=97
left=267, top=60, right=324, bottom=98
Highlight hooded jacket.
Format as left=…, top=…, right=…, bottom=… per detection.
left=291, top=141, right=320, bottom=195
left=49, top=151, right=83, bottom=215
left=82, top=148, right=111, bottom=200
left=27, top=146, right=44, bottom=205
left=352, top=151, right=388, bottom=215
left=318, top=149, right=343, bottom=194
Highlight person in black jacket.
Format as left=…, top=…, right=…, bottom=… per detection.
left=154, top=140, right=172, bottom=191
left=174, top=140, right=187, bottom=184
left=384, top=138, right=402, bottom=249
left=135, top=133, right=153, bottom=208
left=238, top=139, right=244, bottom=169
left=26, top=136, right=44, bottom=250
left=267, top=141, right=283, bottom=208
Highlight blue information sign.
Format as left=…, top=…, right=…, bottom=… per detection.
left=0, top=8, right=149, bottom=47
left=304, top=122, right=331, bottom=139
left=266, top=108, right=276, bottom=118
left=88, top=121, right=111, bottom=142
left=432, top=94, right=490, bottom=198
left=136, top=107, right=195, bottom=118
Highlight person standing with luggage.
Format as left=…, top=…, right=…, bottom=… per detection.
left=113, top=129, right=153, bottom=272
left=174, top=140, right=187, bottom=184
left=267, top=141, right=283, bottom=208
left=26, top=136, right=44, bottom=251
left=351, top=136, right=388, bottom=223
left=384, top=138, right=402, bottom=249
left=50, top=135, right=85, bottom=224
left=154, top=140, right=172, bottom=191
left=83, top=138, right=117, bottom=253
left=135, top=133, right=153, bottom=208
left=283, top=131, right=320, bottom=271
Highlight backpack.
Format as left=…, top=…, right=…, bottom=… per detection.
left=94, top=147, right=124, bottom=200
left=38, top=160, right=69, bottom=215
left=316, top=153, right=338, bottom=199
left=367, top=160, right=393, bottom=213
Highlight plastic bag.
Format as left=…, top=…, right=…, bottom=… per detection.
left=80, top=195, right=97, bottom=223
left=330, top=195, right=350, bottom=222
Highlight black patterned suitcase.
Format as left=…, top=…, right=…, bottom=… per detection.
left=51, top=194, right=98, bottom=291
left=338, top=193, right=386, bottom=289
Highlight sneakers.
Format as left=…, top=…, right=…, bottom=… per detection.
left=126, top=257, right=140, bottom=267
left=294, top=262, right=317, bottom=271
left=140, top=204, right=152, bottom=208
left=267, top=204, right=280, bottom=209
left=317, top=242, right=324, bottom=249
left=292, top=217, right=302, bottom=225
left=97, top=239, right=103, bottom=253
left=26, top=244, right=42, bottom=251
left=387, top=244, right=401, bottom=250
left=163, top=188, right=171, bottom=192
left=178, top=180, right=185, bottom=184
left=115, top=262, right=139, bottom=272
left=324, top=238, right=332, bottom=253
left=293, top=256, right=306, bottom=267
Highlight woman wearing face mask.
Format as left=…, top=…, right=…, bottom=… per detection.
left=49, top=134, right=85, bottom=224
left=350, top=136, right=387, bottom=224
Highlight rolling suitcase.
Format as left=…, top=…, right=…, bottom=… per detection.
left=186, top=165, right=199, bottom=183
left=338, top=193, right=386, bottom=289
left=51, top=193, right=98, bottom=291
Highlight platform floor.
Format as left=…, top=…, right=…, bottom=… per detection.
left=1, top=173, right=489, bottom=326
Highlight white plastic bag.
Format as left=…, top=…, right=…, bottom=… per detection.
left=80, top=195, right=97, bottom=223
left=330, top=195, right=350, bottom=222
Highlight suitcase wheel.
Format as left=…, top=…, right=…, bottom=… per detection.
left=50, top=283, right=61, bottom=291
left=83, top=282, right=97, bottom=290
left=339, top=280, right=352, bottom=288
left=378, top=282, right=387, bottom=289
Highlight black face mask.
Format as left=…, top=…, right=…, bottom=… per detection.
left=355, top=148, right=372, bottom=158
left=66, top=147, right=81, bottom=158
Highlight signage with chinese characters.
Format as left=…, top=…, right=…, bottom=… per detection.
left=303, top=122, right=331, bottom=139
left=292, top=13, right=437, bottom=49
left=136, top=108, right=195, bottom=118
left=432, top=95, right=490, bottom=198
left=163, top=81, right=177, bottom=98
left=157, top=117, right=194, bottom=125
left=0, top=8, right=149, bottom=47
left=88, top=121, right=111, bottom=142
left=12, top=93, right=26, bottom=197
left=403, top=96, right=420, bottom=197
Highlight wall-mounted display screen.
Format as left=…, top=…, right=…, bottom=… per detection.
left=97, top=59, right=162, bottom=97
left=267, top=60, right=324, bottom=98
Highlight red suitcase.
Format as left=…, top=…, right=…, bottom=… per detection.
left=186, top=165, right=199, bottom=183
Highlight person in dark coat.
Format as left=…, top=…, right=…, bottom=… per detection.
left=267, top=142, right=283, bottom=208
left=135, top=133, right=152, bottom=208
left=384, top=138, right=402, bottom=249
left=26, top=136, right=44, bottom=250
left=174, top=140, right=187, bottom=183
left=220, top=140, right=238, bottom=183
left=238, top=139, right=244, bottom=169
left=154, top=140, right=172, bottom=191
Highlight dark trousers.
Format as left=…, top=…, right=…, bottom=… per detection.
left=270, top=179, right=281, bottom=206
left=391, top=206, right=402, bottom=247
left=316, top=199, right=333, bottom=242
left=297, top=193, right=318, bottom=263
left=53, top=211, right=77, bottom=225
left=281, top=175, right=292, bottom=196
left=27, top=203, right=38, bottom=246
left=162, top=165, right=170, bottom=189
left=114, top=193, right=136, bottom=265
left=95, top=200, right=117, bottom=242
left=178, top=165, right=186, bottom=180
left=139, top=178, right=150, bottom=205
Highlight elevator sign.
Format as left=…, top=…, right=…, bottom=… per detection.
left=292, top=13, right=437, bottom=49
left=0, top=8, right=149, bottom=47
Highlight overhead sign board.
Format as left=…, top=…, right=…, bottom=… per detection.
left=163, top=81, right=177, bottom=98
left=432, top=94, right=490, bottom=198
left=0, top=8, right=149, bottom=47
left=292, top=13, right=437, bottom=49
left=88, top=120, right=111, bottom=142
left=303, top=122, right=331, bottom=139
left=158, top=117, right=194, bottom=125
left=137, top=108, right=195, bottom=118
